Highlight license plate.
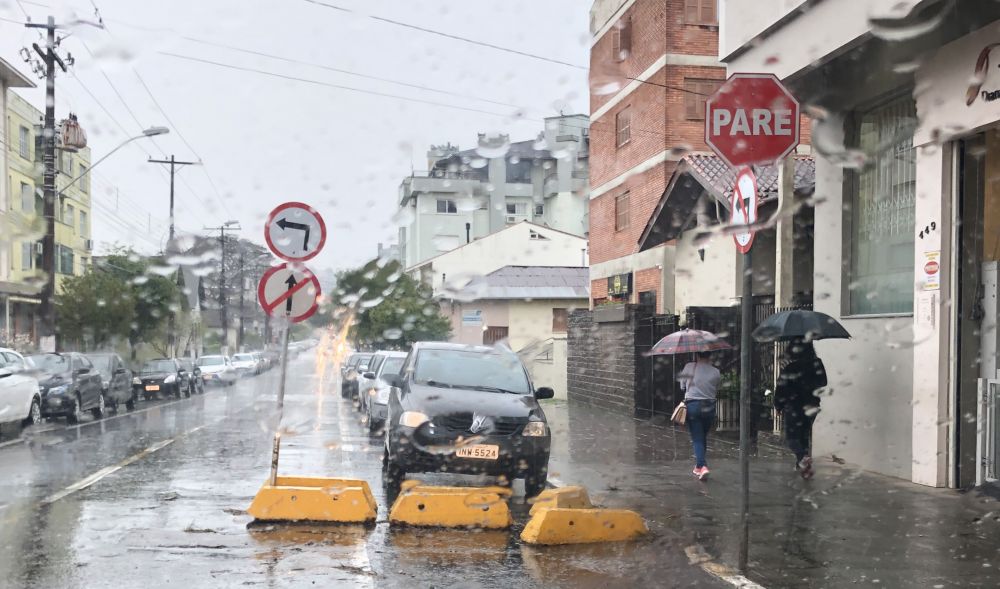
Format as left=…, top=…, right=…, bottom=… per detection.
left=145, top=385, right=160, bottom=391
left=454, top=445, right=499, bottom=460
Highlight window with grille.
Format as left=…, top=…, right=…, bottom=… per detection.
left=616, top=108, right=631, bottom=147
left=612, top=15, right=631, bottom=61
left=684, top=79, right=723, bottom=120
left=18, top=126, right=29, bottom=159
left=21, top=242, right=32, bottom=270
left=66, top=204, right=75, bottom=228
left=58, top=245, right=74, bottom=275
left=615, top=192, right=630, bottom=231
left=80, top=210, right=88, bottom=236
left=848, top=94, right=917, bottom=315
left=20, top=183, right=33, bottom=213
left=436, top=199, right=457, bottom=213
left=684, top=0, right=717, bottom=25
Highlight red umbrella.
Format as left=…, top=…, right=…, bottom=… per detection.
left=644, top=328, right=732, bottom=356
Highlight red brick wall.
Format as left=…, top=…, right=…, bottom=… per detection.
left=665, top=0, right=720, bottom=56
left=590, top=77, right=667, bottom=188
left=664, top=65, right=727, bottom=150
left=590, top=0, right=667, bottom=115
left=591, top=277, right=608, bottom=303
left=634, top=266, right=662, bottom=311
left=589, top=164, right=670, bottom=264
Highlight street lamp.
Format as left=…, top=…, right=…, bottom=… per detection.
left=58, top=126, right=170, bottom=196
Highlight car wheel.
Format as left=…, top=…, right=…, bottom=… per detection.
left=382, top=444, right=404, bottom=499
left=67, top=395, right=83, bottom=424
left=23, top=397, right=41, bottom=427
left=523, top=466, right=548, bottom=498
left=91, top=393, right=106, bottom=419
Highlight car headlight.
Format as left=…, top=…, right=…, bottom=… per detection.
left=48, top=384, right=69, bottom=396
left=374, top=387, right=391, bottom=405
left=164, top=374, right=177, bottom=384
left=399, top=411, right=429, bottom=428
left=132, top=377, right=141, bottom=385
left=522, top=421, right=548, bottom=437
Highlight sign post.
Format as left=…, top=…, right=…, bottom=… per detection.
left=705, top=73, right=800, bottom=574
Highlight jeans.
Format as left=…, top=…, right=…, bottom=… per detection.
left=783, top=408, right=816, bottom=463
left=685, top=399, right=716, bottom=468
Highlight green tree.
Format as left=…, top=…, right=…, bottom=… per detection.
left=56, top=270, right=135, bottom=350
left=333, top=259, right=450, bottom=348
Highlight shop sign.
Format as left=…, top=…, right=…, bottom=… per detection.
left=607, top=273, right=633, bottom=297
left=462, top=309, right=483, bottom=326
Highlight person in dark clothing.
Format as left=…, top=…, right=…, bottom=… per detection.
left=773, top=341, right=827, bottom=479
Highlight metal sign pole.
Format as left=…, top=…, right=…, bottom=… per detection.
left=738, top=250, right=753, bottom=573
left=269, top=318, right=292, bottom=487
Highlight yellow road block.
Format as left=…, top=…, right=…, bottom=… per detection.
left=520, top=507, right=648, bottom=545
left=248, top=476, right=378, bottom=524
left=528, top=486, right=593, bottom=516
left=389, top=481, right=513, bottom=529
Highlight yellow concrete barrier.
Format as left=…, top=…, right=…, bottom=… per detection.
left=389, top=481, right=513, bottom=529
left=520, top=507, right=648, bottom=545
left=248, top=476, right=378, bottom=524
left=528, top=485, right=593, bottom=516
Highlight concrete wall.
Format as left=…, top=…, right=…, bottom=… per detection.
left=673, top=228, right=738, bottom=314
left=566, top=308, right=638, bottom=414
left=441, top=300, right=509, bottom=346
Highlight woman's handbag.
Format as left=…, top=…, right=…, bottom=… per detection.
left=671, top=401, right=687, bottom=425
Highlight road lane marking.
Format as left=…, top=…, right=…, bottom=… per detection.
left=685, top=545, right=767, bottom=589
left=39, top=420, right=218, bottom=506
left=0, top=437, right=26, bottom=449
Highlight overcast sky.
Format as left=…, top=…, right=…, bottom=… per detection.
left=0, top=0, right=590, bottom=277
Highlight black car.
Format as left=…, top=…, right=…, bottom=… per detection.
left=341, top=352, right=373, bottom=400
left=135, top=358, right=192, bottom=400
left=86, top=352, right=137, bottom=411
left=382, top=342, right=554, bottom=497
left=179, top=359, right=204, bottom=395
left=27, top=352, right=105, bottom=423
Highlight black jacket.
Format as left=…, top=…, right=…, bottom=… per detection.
left=774, top=356, right=827, bottom=414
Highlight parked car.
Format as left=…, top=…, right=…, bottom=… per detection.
left=86, top=352, right=136, bottom=411
left=362, top=351, right=407, bottom=432
left=26, top=352, right=105, bottom=423
left=135, top=358, right=192, bottom=400
left=197, top=355, right=238, bottom=386
left=381, top=342, right=554, bottom=497
left=179, top=359, right=204, bottom=395
left=355, top=351, right=387, bottom=415
left=0, top=347, right=41, bottom=427
left=342, top=352, right=373, bottom=400
left=231, top=353, right=260, bottom=377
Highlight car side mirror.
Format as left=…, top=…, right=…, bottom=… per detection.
left=0, top=368, right=12, bottom=379
left=362, top=372, right=375, bottom=380
left=74, top=367, right=88, bottom=376
left=114, top=367, right=127, bottom=375
left=535, top=387, right=555, bottom=400
left=384, top=374, right=403, bottom=389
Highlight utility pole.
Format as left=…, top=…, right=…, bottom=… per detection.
left=150, top=155, right=198, bottom=357
left=204, top=222, right=241, bottom=355
left=237, top=250, right=245, bottom=351
left=24, top=17, right=73, bottom=352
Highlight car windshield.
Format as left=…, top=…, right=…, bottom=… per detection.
left=414, top=348, right=529, bottom=394
left=142, top=360, right=175, bottom=373
left=198, top=357, right=225, bottom=366
left=233, top=354, right=253, bottom=361
left=86, top=354, right=114, bottom=377
left=380, top=357, right=406, bottom=377
left=27, top=354, right=69, bottom=373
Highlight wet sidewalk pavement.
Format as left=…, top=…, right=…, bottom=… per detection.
left=543, top=399, right=1000, bottom=588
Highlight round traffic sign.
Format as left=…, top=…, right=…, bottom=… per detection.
left=264, top=202, right=327, bottom=262
left=705, top=73, right=800, bottom=169
left=924, top=261, right=939, bottom=275
left=731, top=167, right=758, bottom=254
left=257, top=262, right=321, bottom=323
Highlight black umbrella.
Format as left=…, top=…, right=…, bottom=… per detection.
left=751, top=310, right=851, bottom=342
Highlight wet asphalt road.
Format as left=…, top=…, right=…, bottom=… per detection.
left=0, top=352, right=727, bottom=588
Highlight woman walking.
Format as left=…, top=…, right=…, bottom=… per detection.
left=678, top=351, right=721, bottom=481
left=774, top=341, right=827, bottom=479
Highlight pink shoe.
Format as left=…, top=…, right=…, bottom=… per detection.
left=698, top=467, right=710, bottom=481
left=798, top=457, right=814, bottom=480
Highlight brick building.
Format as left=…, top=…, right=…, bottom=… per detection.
left=587, top=0, right=725, bottom=313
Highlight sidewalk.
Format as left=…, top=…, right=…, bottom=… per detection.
left=543, top=399, right=1000, bottom=588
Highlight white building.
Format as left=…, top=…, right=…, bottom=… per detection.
left=397, top=114, right=589, bottom=269
left=721, top=0, right=1000, bottom=489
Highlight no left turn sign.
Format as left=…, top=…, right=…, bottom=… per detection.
left=731, top=167, right=758, bottom=254
left=265, top=202, right=327, bottom=262
left=257, top=262, right=322, bottom=323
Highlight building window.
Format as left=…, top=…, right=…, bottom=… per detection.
left=506, top=202, right=528, bottom=216
left=615, top=192, right=630, bottom=231
left=848, top=94, right=917, bottom=315
left=80, top=210, right=88, bottom=236
left=684, top=0, right=717, bottom=25
left=79, top=165, right=89, bottom=193
left=436, top=199, right=457, bottom=213
left=18, top=126, right=30, bottom=159
left=506, top=159, right=533, bottom=184
left=58, top=245, right=74, bottom=275
left=21, top=242, right=32, bottom=271
left=612, top=15, right=631, bottom=62
left=534, top=204, right=544, bottom=216
left=20, top=183, right=33, bottom=214
left=65, top=204, right=75, bottom=228
left=684, top=79, right=723, bottom=120
left=552, top=308, right=568, bottom=333
left=529, top=229, right=549, bottom=241
left=616, top=108, right=631, bottom=147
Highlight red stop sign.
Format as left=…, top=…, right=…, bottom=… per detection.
left=705, top=73, right=800, bottom=169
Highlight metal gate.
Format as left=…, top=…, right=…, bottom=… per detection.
left=978, top=378, right=1000, bottom=485
left=634, top=313, right=680, bottom=418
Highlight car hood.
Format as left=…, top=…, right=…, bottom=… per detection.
left=199, top=365, right=227, bottom=373
left=140, top=372, right=172, bottom=381
left=402, top=382, right=540, bottom=419
left=35, top=372, right=71, bottom=388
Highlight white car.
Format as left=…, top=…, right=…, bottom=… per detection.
left=231, top=353, right=260, bottom=377
left=196, top=355, right=238, bottom=386
left=0, top=348, right=42, bottom=427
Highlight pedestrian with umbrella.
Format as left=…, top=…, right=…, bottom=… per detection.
left=647, top=329, right=731, bottom=481
left=752, top=310, right=850, bottom=479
